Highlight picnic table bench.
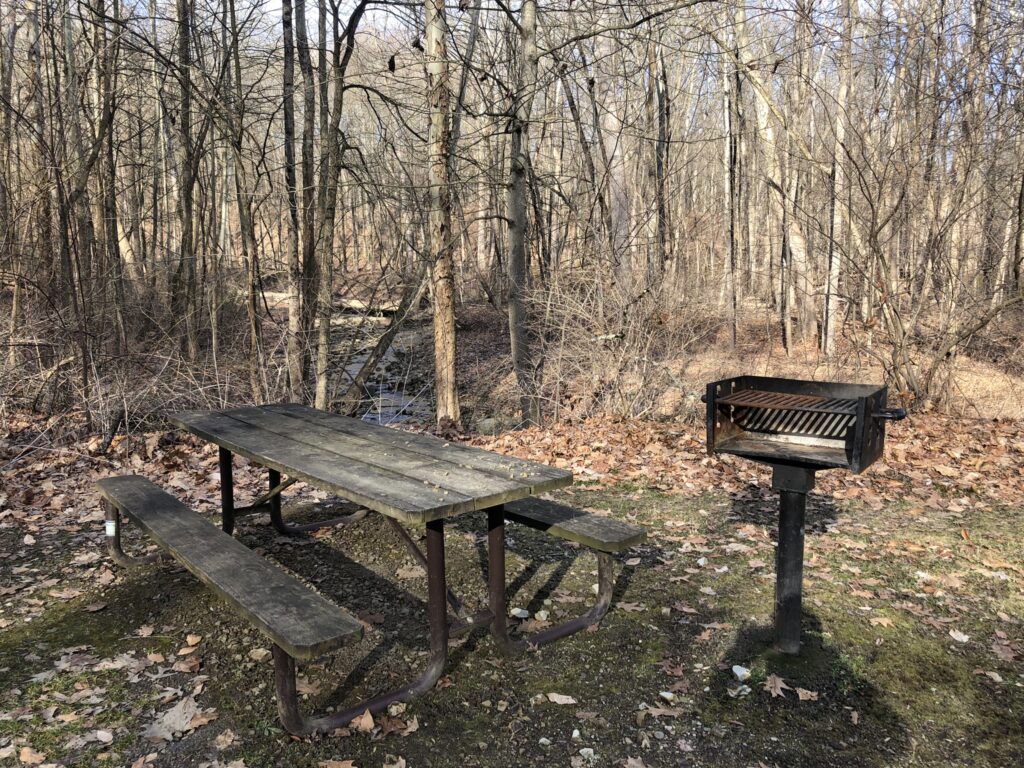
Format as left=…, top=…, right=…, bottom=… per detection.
left=98, top=404, right=647, bottom=735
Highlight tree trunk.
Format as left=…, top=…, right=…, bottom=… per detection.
left=425, top=0, right=460, bottom=426
left=506, top=0, right=542, bottom=425
left=282, top=0, right=304, bottom=401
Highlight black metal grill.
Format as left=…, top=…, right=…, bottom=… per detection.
left=705, top=376, right=904, bottom=473
left=702, top=375, right=905, bottom=655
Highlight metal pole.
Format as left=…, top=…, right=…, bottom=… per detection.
left=775, top=488, right=806, bottom=654
left=268, top=468, right=283, bottom=530
left=771, top=464, right=814, bottom=655
left=487, top=506, right=519, bottom=655
left=219, top=447, right=234, bottom=534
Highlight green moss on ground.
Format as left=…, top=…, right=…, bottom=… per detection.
left=1, top=489, right=1021, bottom=767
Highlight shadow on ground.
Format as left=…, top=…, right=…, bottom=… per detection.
left=727, top=483, right=841, bottom=533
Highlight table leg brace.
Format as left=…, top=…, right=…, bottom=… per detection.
left=271, top=519, right=450, bottom=736
left=267, top=468, right=370, bottom=536
left=486, top=507, right=615, bottom=655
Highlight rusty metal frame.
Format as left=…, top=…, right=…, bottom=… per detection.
left=266, top=468, right=371, bottom=535
left=102, top=499, right=167, bottom=568
left=486, top=507, right=616, bottom=654
left=384, top=516, right=466, bottom=617
left=216, top=448, right=368, bottom=536
left=271, top=518, right=450, bottom=736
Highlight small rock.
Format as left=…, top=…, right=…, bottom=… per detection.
left=539, top=737, right=552, bottom=746
left=732, top=665, right=751, bottom=682
left=534, top=610, right=549, bottom=621
left=248, top=648, right=271, bottom=663
left=654, top=730, right=666, bottom=740
left=571, top=728, right=581, bottom=741
left=659, top=691, right=676, bottom=703
left=727, top=684, right=752, bottom=698
left=578, top=747, right=596, bottom=761
left=510, top=608, right=530, bottom=619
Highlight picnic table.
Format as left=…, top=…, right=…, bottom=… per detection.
left=98, top=404, right=646, bottom=735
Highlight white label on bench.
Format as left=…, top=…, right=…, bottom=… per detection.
left=105, top=520, right=117, bottom=538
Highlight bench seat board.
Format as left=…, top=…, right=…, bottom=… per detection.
left=504, top=498, right=647, bottom=553
left=97, top=476, right=362, bottom=659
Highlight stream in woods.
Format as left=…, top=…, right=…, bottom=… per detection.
left=326, top=314, right=433, bottom=424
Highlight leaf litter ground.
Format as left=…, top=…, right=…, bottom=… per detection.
left=0, top=413, right=1022, bottom=767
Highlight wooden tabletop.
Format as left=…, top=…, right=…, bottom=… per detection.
left=169, top=404, right=573, bottom=525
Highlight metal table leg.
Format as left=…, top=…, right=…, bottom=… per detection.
left=266, top=467, right=369, bottom=535
left=272, top=518, right=450, bottom=736
left=486, top=506, right=615, bottom=654
left=219, top=448, right=235, bottom=534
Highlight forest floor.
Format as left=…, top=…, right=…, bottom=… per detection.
left=1, top=407, right=1022, bottom=768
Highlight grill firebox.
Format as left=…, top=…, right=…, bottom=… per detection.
left=703, top=376, right=905, bottom=654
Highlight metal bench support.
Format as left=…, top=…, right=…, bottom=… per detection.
left=102, top=499, right=167, bottom=568
left=271, top=518, right=450, bottom=735
left=217, top=448, right=369, bottom=536
left=486, top=506, right=616, bottom=655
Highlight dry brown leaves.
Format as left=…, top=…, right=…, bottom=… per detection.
left=468, top=414, right=1024, bottom=508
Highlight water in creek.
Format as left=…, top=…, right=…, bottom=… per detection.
left=329, top=314, right=433, bottom=424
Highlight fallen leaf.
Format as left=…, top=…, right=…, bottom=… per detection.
left=249, top=648, right=272, bottom=663
left=992, top=641, right=1016, bottom=662
left=214, top=729, right=236, bottom=750
left=949, top=630, right=970, bottom=643
left=350, top=709, right=374, bottom=732
left=172, top=655, right=201, bottom=673
left=763, top=674, right=791, bottom=698
left=136, top=625, right=155, bottom=638
left=624, top=557, right=641, bottom=566
left=547, top=692, right=578, bottom=705
left=382, top=757, right=405, bottom=768
left=402, top=715, right=419, bottom=736
left=796, top=688, right=819, bottom=701
left=84, top=603, right=108, bottom=612
left=186, top=634, right=202, bottom=646
left=395, top=565, right=425, bottom=580
left=869, top=617, right=893, bottom=628
left=144, top=695, right=200, bottom=742
left=616, top=602, right=645, bottom=612
left=18, top=746, right=46, bottom=765
left=190, top=709, right=219, bottom=729
left=319, top=762, right=356, bottom=768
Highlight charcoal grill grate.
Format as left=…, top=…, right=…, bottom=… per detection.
left=715, top=390, right=857, bottom=415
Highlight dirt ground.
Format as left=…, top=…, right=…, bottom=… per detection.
left=1, top=426, right=1022, bottom=768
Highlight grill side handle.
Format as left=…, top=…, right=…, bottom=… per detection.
left=874, top=407, right=907, bottom=421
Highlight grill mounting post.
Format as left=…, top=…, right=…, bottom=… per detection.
left=771, top=465, right=815, bottom=654
left=703, top=375, right=906, bottom=655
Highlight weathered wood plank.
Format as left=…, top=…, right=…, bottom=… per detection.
left=96, top=476, right=362, bottom=659
left=169, top=410, right=473, bottom=523
left=264, top=403, right=572, bottom=491
left=504, top=498, right=647, bottom=553
left=224, top=406, right=533, bottom=508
